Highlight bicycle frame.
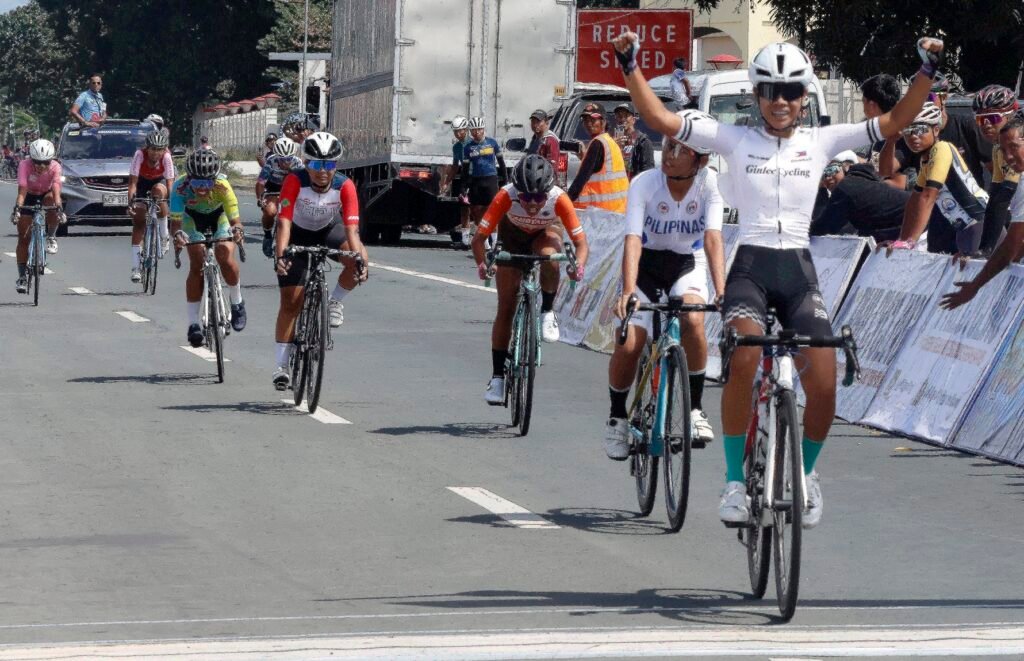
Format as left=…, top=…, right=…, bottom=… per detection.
left=26, top=207, right=47, bottom=270
left=200, top=247, right=229, bottom=339
left=630, top=316, right=682, bottom=456
left=510, top=264, right=543, bottom=371
left=748, top=348, right=801, bottom=524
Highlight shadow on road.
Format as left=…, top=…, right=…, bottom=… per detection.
left=445, top=507, right=673, bottom=536
left=161, top=401, right=298, bottom=415
left=369, top=422, right=519, bottom=439
left=69, top=373, right=211, bottom=386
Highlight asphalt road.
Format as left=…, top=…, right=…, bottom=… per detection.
left=0, top=181, right=1023, bottom=660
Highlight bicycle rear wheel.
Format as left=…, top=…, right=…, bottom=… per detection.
left=631, top=346, right=658, bottom=517
left=772, top=389, right=803, bottom=621
left=508, top=304, right=524, bottom=426
left=209, top=280, right=225, bottom=383
left=146, top=222, right=159, bottom=295
left=517, top=292, right=537, bottom=437
left=305, top=280, right=329, bottom=413
left=292, top=301, right=311, bottom=406
left=662, top=345, right=692, bottom=532
left=744, top=388, right=771, bottom=599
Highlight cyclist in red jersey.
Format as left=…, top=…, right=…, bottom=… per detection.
left=272, top=132, right=368, bottom=391
left=127, top=130, right=175, bottom=281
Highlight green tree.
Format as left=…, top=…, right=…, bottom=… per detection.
left=256, top=0, right=332, bottom=104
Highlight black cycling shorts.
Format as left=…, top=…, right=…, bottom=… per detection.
left=636, top=248, right=696, bottom=303
left=723, top=245, right=832, bottom=336
left=137, top=176, right=165, bottom=199
left=264, top=181, right=282, bottom=195
left=469, top=176, right=499, bottom=207
left=22, top=191, right=52, bottom=209
left=278, top=221, right=348, bottom=288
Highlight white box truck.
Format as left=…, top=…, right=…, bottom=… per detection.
left=330, top=0, right=577, bottom=244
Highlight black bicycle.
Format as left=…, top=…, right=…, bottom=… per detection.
left=283, top=245, right=364, bottom=413
left=720, top=311, right=860, bottom=620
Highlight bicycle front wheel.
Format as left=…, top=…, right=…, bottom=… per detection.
left=508, top=305, right=523, bottom=426
left=209, top=281, right=226, bottom=383
left=32, top=230, right=44, bottom=307
left=146, top=223, right=159, bottom=295
left=517, top=293, right=537, bottom=437
left=772, top=389, right=803, bottom=621
left=305, top=281, right=329, bottom=413
left=631, top=345, right=658, bottom=517
left=662, top=345, right=692, bottom=532
left=745, top=387, right=771, bottom=599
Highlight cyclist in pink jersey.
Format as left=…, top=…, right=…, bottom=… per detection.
left=12, top=139, right=63, bottom=293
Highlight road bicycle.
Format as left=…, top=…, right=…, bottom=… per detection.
left=720, top=311, right=860, bottom=620
left=283, top=245, right=364, bottom=413
left=483, top=241, right=578, bottom=436
left=133, top=196, right=166, bottom=295
left=617, top=294, right=718, bottom=531
left=16, top=204, right=61, bottom=307
left=175, top=230, right=246, bottom=383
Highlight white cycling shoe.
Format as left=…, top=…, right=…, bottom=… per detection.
left=691, top=409, right=714, bottom=447
left=45, top=237, right=58, bottom=254
left=130, top=268, right=142, bottom=283
left=718, top=481, right=750, bottom=524
left=604, top=418, right=630, bottom=460
left=541, top=311, right=560, bottom=343
left=803, top=470, right=823, bottom=529
left=484, top=376, right=505, bottom=405
left=272, top=367, right=290, bottom=391
left=329, top=300, right=343, bottom=328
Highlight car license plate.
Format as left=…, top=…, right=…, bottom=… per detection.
left=103, top=193, right=128, bottom=206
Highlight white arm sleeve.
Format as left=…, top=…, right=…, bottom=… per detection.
left=1010, top=184, right=1024, bottom=224
left=673, top=112, right=744, bottom=155
left=701, top=169, right=724, bottom=232
left=820, top=117, right=883, bottom=156
left=625, top=172, right=653, bottom=237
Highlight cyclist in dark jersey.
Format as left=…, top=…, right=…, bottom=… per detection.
left=457, top=117, right=508, bottom=243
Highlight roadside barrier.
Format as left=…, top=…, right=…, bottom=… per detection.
left=555, top=208, right=1024, bottom=466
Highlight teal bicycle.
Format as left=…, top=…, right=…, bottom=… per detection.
left=617, top=294, right=718, bottom=531
left=17, top=203, right=62, bottom=307
left=134, top=196, right=167, bottom=295
left=484, top=241, right=578, bottom=437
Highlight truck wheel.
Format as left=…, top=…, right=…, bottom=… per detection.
left=380, top=225, right=403, bottom=245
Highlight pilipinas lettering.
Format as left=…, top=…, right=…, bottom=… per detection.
left=643, top=214, right=706, bottom=235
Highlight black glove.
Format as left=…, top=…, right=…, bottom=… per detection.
left=615, top=39, right=640, bottom=75
left=916, top=37, right=943, bottom=78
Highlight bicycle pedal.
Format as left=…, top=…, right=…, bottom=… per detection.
left=690, top=439, right=707, bottom=450
left=722, top=519, right=752, bottom=530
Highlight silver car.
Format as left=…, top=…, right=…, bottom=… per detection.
left=57, top=120, right=156, bottom=233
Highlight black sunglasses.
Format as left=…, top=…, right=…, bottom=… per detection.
left=756, top=82, right=805, bottom=102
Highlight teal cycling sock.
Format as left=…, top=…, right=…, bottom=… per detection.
left=723, top=434, right=746, bottom=483
left=802, top=437, right=824, bottom=475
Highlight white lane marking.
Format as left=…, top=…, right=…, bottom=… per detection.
left=43, top=267, right=54, bottom=275
left=179, top=345, right=230, bottom=362
left=447, top=487, right=559, bottom=529
left=3, top=252, right=14, bottom=258
left=0, top=625, right=1021, bottom=659
left=68, top=287, right=95, bottom=295
left=281, top=399, right=351, bottom=425
left=114, top=310, right=150, bottom=323
left=370, top=262, right=495, bottom=294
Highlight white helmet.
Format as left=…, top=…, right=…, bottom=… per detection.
left=272, top=136, right=299, bottom=157
left=467, top=116, right=485, bottom=129
left=912, top=102, right=943, bottom=126
left=451, top=115, right=469, bottom=130
left=749, top=42, right=814, bottom=88
left=29, top=139, right=56, bottom=161
left=145, top=113, right=165, bottom=128
left=301, top=131, right=343, bottom=160
left=672, top=109, right=715, bottom=154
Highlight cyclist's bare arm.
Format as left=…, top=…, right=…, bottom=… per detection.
left=899, top=186, right=938, bottom=242
left=704, top=229, right=726, bottom=299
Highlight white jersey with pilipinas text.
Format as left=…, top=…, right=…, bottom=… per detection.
left=675, top=113, right=882, bottom=250
left=625, top=168, right=724, bottom=258
left=1010, top=182, right=1024, bottom=225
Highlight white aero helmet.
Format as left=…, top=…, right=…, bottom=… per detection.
left=670, top=109, right=715, bottom=155
left=451, top=115, right=469, bottom=130
left=272, top=136, right=299, bottom=158
left=912, top=102, right=943, bottom=126
left=301, top=131, right=343, bottom=160
left=749, top=42, right=814, bottom=88
left=29, top=139, right=56, bottom=161
left=145, top=113, right=165, bottom=128
left=467, top=116, right=485, bottom=129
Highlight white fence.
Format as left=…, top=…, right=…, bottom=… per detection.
left=192, top=107, right=280, bottom=155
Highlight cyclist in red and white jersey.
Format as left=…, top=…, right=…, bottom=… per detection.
left=127, top=130, right=175, bottom=281
left=272, top=132, right=368, bottom=391
left=612, top=31, right=943, bottom=528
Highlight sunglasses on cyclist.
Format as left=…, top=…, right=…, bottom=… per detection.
left=822, top=164, right=842, bottom=177
left=189, top=178, right=216, bottom=190
left=901, top=124, right=933, bottom=138
left=518, top=192, right=547, bottom=205
left=975, top=111, right=1014, bottom=127
left=305, top=159, right=337, bottom=172
left=756, top=82, right=805, bottom=102
left=31, top=159, right=52, bottom=166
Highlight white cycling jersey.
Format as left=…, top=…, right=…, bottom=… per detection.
left=625, top=167, right=723, bottom=257
left=1010, top=182, right=1024, bottom=224
left=675, top=113, right=882, bottom=249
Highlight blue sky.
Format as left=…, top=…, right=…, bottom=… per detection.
left=0, top=0, right=30, bottom=13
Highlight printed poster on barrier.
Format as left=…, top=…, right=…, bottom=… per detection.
left=831, top=250, right=948, bottom=422
left=554, top=209, right=625, bottom=347
left=582, top=267, right=625, bottom=353
left=702, top=224, right=739, bottom=380
left=809, top=235, right=870, bottom=317
left=948, top=265, right=1024, bottom=465
left=861, top=261, right=1024, bottom=443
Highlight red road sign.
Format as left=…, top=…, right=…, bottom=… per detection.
left=576, top=9, right=693, bottom=86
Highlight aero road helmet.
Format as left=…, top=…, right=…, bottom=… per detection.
left=451, top=115, right=469, bottom=130
left=913, top=102, right=943, bottom=126
left=302, top=131, right=343, bottom=160
left=749, top=42, right=814, bottom=88
left=29, top=139, right=56, bottom=161
left=185, top=149, right=221, bottom=178
left=511, top=155, right=554, bottom=195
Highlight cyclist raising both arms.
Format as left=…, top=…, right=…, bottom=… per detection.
left=612, top=30, right=942, bottom=528
left=256, top=136, right=303, bottom=257
left=472, top=155, right=588, bottom=404
left=605, top=115, right=726, bottom=459
left=170, top=150, right=247, bottom=348
left=127, top=129, right=175, bottom=281
left=272, top=132, right=368, bottom=391
left=11, top=139, right=63, bottom=293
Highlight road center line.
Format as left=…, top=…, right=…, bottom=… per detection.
left=3, top=252, right=14, bottom=258
left=370, top=262, right=495, bottom=294
left=114, top=310, right=150, bottom=323
left=447, top=487, right=559, bottom=529
left=280, top=399, right=352, bottom=424
left=68, top=286, right=95, bottom=295
left=179, top=345, right=230, bottom=362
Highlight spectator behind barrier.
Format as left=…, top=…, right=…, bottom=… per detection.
left=613, top=102, right=655, bottom=179
left=973, top=84, right=1021, bottom=254
left=857, top=74, right=902, bottom=167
